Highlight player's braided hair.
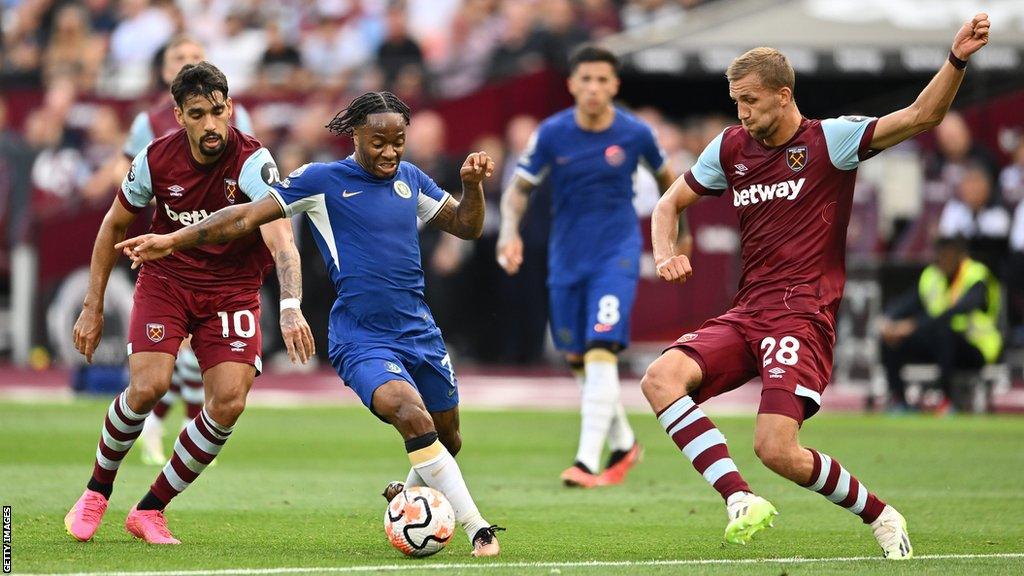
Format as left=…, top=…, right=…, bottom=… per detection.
left=325, top=92, right=411, bottom=136
left=170, top=61, right=229, bottom=108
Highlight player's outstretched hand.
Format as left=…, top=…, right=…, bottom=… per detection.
left=115, top=234, right=175, bottom=269
left=496, top=233, right=524, bottom=275
left=952, top=13, right=990, bottom=60
left=656, top=254, right=693, bottom=284
left=280, top=308, right=315, bottom=364
left=461, top=151, right=495, bottom=186
left=73, top=307, right=104, bottom=364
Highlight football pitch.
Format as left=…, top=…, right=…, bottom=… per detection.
left=3, top=399, right=1023, bottom=575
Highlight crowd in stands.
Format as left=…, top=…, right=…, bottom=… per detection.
left=2, top=0, right=1024, bottom=368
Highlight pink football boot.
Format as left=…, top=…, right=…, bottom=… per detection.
left=64, top=489, right=109, bottom=541
left=125, top=505, right=181, bottom=544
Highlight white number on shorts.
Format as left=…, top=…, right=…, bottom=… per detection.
left=597, top=295, right=621, bottom=325
left=760, top=336, right=801, bottom=367
left=440, top=353, right=456, bottom=385
left=217, top=310, right=257, bottom=339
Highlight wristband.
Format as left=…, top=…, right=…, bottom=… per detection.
left=948, top=51, right=968, bottom=70
left=280, top=298, right=301, bottom=312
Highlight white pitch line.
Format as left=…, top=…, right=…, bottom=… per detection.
left=23, top=552, right=1024, bottom=576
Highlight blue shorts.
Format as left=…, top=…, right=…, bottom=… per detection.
left=548, top=271, right=638, bottom=355
left=329, top=330, right=459, bottom=418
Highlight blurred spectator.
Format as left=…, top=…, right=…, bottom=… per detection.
left=80, top=106, right=124, bottom=204
left=879, top=236, right=1002, bottom=414
left=206, top=9, right=266, bottom=94
left=487, top=0, right=546, bottom=81
left=256, top=21, right=308, bottom=94
left=924, top=112, right=999, bottom=203
left=0, top=99, right=34, bottom=248
left=108, top=0, right=175, bottom=67
left=998, top=137, right=1024, bottom=207
left=407, top=110, right=467, bottom=351
left=496, top=114, right=549, bottom=363
left=300, top=8, right=373, bottom=90
left=621, top=0, right=684, bottom=30
left=937, top=163, right=1010, bottom=272
left=25, top=107, right=89, bottom=217
left=83, top=0, right=120, bottom=35
left=539, top=0, right=589, bottom=73
left=376, top=1, right=425, bottom=88
left=1, top=0, right=46, bottom=87
left=1008, top=201, right=1024, bottom=344
left=580, top=0, right=622, bottom=39
left=432, top=0, right=502, bottom=98
left=42, top=4, right=106, bottom=91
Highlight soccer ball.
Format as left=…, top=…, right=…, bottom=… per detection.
left=384, top=486, right=455, bottom=557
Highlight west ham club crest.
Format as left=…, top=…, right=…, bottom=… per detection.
left=224, top=178, right=238, bottom=203
left=786, top=146, right=808, bottom=172
left=146, top=323, right=165, bottom=343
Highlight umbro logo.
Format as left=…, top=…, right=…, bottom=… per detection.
left=734, top=164, right=748, bottom=175
left=768, top=367, right=786, bottom=379
left=168, top=184, right=185, bottom=197
left=229, top=340, right=247, bottom=352
left=342, top=190, right=363, bottom=198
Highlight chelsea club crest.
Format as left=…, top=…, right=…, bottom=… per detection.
left=394, top=181, right=412, bottom=199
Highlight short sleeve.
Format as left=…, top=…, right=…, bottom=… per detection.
left=233, top=104, right=255, bottom=135
left=514, top=127, right=551, bottom=185
left=638, top=124, right=667, bottom=174
left=683, top=131, right=727, bottom=196
left=270, top=163, right=324, bottom=217
left=118, top=149, right=154, bottom=213
left=122, top=112, right=154, bottom=159
left=821, top=116, right=879, bottom=170
left=415, top=166, right=452, bottom=223
left=238, top=147, right=280, bottom=201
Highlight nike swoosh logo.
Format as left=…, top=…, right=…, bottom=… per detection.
left=342, top=190, right=363, bottom=198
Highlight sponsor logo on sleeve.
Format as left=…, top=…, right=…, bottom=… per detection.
left=385, top=361, right=402, bottom=374
left=261, top=162, right=280, bottom=185
left=786, top=146, right=808, bottom=171
left=677, top=332, right=698, bottom=343
left=289, top=163, right=310, bottom=178
left=127, top=163, right=136, bottom=182
left=146, top=323, right=165, bottom=343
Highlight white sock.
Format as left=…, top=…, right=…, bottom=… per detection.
left=574, top=364, right=633, bottom=454
left=404, top=467, right=425, bottom=488
left=606, top=401, right=635, bottom=453
left=574, top=349, right=620, bottom=473
left=408, top=436, right=490, bottom=543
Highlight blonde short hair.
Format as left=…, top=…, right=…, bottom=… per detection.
left=726, top=47, right=795, bottom=92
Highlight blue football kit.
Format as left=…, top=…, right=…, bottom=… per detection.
left=270, top=157, right=459, bottom=414
left=516, top=107, right=666, bottom=354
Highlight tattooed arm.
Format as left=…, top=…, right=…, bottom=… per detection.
left=427, top=151, right=494, bottom=240
left=116, top=195, right=285, bottom=264
left=260, top=217, right=315, bottom=364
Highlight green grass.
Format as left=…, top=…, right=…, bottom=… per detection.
left=2, top=399, right=1023, bottom=575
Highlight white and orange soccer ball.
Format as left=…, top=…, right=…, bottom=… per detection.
left=383, top=486, right=455, bottom=557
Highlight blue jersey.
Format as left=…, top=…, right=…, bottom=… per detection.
left=516, top=107, right=666, bottom=286
left=269, top=157, right=452, bottom=342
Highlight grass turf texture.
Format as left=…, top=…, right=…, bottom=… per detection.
left=3, top=399, right=1023, bottom=575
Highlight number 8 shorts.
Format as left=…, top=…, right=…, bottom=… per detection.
left=667, top=309, right=835, bottom=424
left=128, top=273, right=263, bottom=375
left=548, top=269, right=638, bottom=355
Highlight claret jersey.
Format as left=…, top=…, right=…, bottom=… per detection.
left=684, top=116, right=879, bottom=321
left=119, top=126, right=278, bottom=291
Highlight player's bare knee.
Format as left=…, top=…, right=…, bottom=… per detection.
left=206, top=395, right=246, bottom=427
left=641, top=356, right=691, bottom=405
left=126, top=376, right=172, bottom=411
